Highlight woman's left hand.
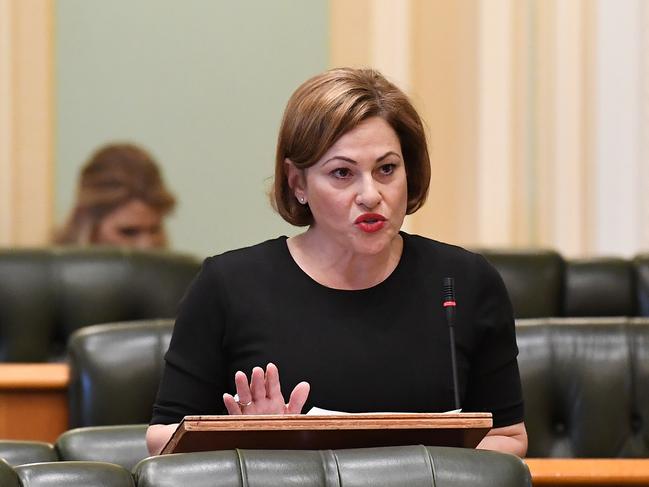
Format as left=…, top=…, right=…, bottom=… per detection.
left=222, top=362, right=310, bottom=415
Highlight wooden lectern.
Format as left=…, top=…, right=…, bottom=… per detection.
left=161, top=412, right=492, bottom=454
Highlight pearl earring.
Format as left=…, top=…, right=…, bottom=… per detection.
left=298, top=196, right=306, bottom=204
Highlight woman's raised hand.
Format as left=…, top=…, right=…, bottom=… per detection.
left=223, top=362, right=310, bottom=415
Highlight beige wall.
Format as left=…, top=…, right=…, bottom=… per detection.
left=55, top=1, right=328, bottom=258
left=409, top=0, right=479, bottom=246
left=330, top=0, right=478, bottom=243
left=3, top=1, right=649, bottom=257
left=331, top=0, right=649, bottom=257
left=1, top=1, right=328, bottom=255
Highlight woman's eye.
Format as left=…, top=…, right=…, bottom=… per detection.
left=118, top=227, right=141, bottom=237
left=331, top=167, right=352, bottom=179
left=379, top=163, right=396, bottom=175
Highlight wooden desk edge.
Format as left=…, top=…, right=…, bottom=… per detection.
left=525, top=458, right=649, bottom=484
left=0, top=363, right=70, bottom=389
left=161, top=413, right=493, bottom=454
left=182, top=413, right=492, bottom=431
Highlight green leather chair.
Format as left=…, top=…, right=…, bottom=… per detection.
left=564, top=257, right=636, bottom=316
left=0, top=441, right=58, bottom=467
left=55, top=425, right=149, bottom=471
left=68, top=317, right=649, bottom=460
left=0, top=248, right=199, bottom=362
left=517, top=317, right=649, bottom=457
left=133, top=446, right=531, bottom=487
left=0, top=458, right=20, bottom=487
left=479, top=249, right=564, bottom=318
left=67, top=320, right=174, bottom=428
left=14, top=461, right=134, bottom=487
left=480, top=249, right=643, bottom=318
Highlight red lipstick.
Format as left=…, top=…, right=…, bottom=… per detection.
left=354, top=213, right=386, bottom=233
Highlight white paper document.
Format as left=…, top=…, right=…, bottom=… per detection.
left=307, top=407, right=462, bottom=415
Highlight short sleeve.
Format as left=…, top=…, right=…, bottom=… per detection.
left=150, top=257, right=228, bottom=424
left=463, top=254, right=524, bottom=428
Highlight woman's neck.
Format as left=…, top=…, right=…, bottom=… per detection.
left=286, top=229, right=404, bottom=290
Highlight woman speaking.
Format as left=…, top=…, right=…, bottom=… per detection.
left=146, top=68, right=527, bottom=457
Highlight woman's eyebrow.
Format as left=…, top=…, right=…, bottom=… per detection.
left=322, top=156, right=357, bottom=166
left=376, top=151, right=401, bottom=162
left=322, top=151, right=401, bottom=166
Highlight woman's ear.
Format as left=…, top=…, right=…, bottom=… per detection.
left=284, top=158, right=306, bottom=193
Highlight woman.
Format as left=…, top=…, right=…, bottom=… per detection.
left=147, top=68, right=527, bottom=456
left=55, top=143, right=175, bottom=249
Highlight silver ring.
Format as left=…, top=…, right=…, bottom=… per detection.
left=233, top=394, right=253, bottom=407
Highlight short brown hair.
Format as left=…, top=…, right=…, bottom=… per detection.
left=272, top=67, right=431, bottom=226
left=55, top=143, right=176, bottom=244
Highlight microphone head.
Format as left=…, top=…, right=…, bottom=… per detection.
left=443, top=277, right=455, bottom=302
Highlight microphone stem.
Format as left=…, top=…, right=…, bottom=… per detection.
left=443, top=277, right=461, bottom=411
left=448, top=323, right=461, bottom=410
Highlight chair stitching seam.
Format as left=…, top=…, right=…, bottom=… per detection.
left=423, top=445, right=437, bottom=487
left=235, top=448, right=248, bottom=487
left=330, top=450, right=343, bottom=487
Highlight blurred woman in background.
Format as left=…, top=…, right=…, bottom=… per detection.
left=55, top=143, right=176, bottom=249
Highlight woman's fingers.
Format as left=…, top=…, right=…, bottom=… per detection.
left=234, top=370, right=252, bottom=405
left=265, top=363, right=282, bottom=399
left=249, top=366, right=266, bottom=401
left=226, top=365, right=309, bottom=416
left=286, top=381, right=310, bottom=414
left=223, top=393, right=242, bottom=415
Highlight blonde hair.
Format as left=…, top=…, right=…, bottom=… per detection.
left=55, top=143, right=176, bottom=244
left=272, top=67, right=431, bottom=226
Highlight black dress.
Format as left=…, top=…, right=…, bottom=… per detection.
left=151, top=232, right=524, bottom=428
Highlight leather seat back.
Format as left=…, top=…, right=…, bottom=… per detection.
left=516, top=317, right=649, bottom=457
left=0, top=441, right=57, bottom=467
left=0, top=459, right=20, bottom=487
left=14, top=461, right=134, bottom=487
left=564, top=258, right=636, bottom=316
left=133, top=446, right=531, bottom=487
left=67, top=320, right=174, bottom=427
left=633, top=254, right=649, bottom=315
left=55, top=425, right=149, bottom=471
left=479, top=250, right=564, bottom=318
left=0, top=248, right=198, bottom=362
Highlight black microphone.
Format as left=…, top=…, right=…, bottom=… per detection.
left=443, top=277, right=461, bottom=410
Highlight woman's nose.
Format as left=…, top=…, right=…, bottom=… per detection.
left=354, top=176, right=381, bottom=208
left=134, top=232, right=164, bottom=249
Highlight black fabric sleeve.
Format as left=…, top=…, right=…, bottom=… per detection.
left=150, top=257, right=228, bottom=424
left=463, top=253, right=524, bottom=428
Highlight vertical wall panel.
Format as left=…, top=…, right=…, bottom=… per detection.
left=477, top=0, right=514, bottom=246
left=330, top=0, right=648, bottom=257
left=329, top=0, right=372, bottom=68
left=639, top=1, right=649, bottom=250
left=581, top=0, right=597, bottom=255
left=552, top=0, right=587, bottom=256
left=408, top=0, right=478, bottom=246
left=0, top=0, right=53, bottom=246
left=371, top=0, right=411, bottom=92
left=531, top=0, right=556, bottom=249
left=0, top=0, right=13, bottom=244
left=593, top=0, right=643, bottom=256
left=511, top=0, right=534, bottom=247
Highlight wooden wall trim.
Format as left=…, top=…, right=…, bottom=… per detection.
left=0, top=0, right=54, bottom=247
left=0, top=363, right=69, bottom=390
left=525, top=458, right=649, bottom=486
left=476, top=0, right=514, bottom=246
left=0, top=0, right=14, bottom=245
